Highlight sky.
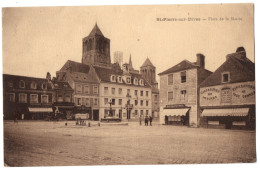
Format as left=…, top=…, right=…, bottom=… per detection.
left=2, top=4, right=254, bottom=83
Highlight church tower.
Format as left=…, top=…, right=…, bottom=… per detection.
left=140, top=58, right=158, bottom=87
left=82, top=23, right=111, bottom=67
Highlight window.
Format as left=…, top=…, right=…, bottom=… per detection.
left=127, top=89, right=131, bottom=95
left=42, top=83, right=47, bottom=90
left=141, top=100, right=143, bottom=106
left=135, top=100, right=138, bottom=106
left=57, top=95, right=63, bottom=102
left=139, top=79, right=144, bottom=86
left=154, top=94, right=158, bottom=100
left=146, top=91, right=149, bottom=97
left=8, top=82, right=13, bottom=88
left=221, top=88, right=231, bottom=103
left=104, top=87, right=109, bottom=94
left=134, top=78, right=138, bottom=85
left=168, top=74, right=173, bottom=85
left=76, top=84, right=82, bottom=93
left=140, top=110, right=143, bottom=115
left=93, top=86, right=98, bottom=94
left=65, top=95, right=71, bottom=102
left=146, top=110, right=149, bottom=115
left=118, top=88, right=122, bottom=95
left=19, top=80, right=25, bottom=88
left=30, top=94, right=38, bottom=104
left=111, top=75, right=116, bottom=82
left=119, top=99, right=122, bottom=105
left=181, top=90, right=187, bottom=100
left=146, top=100, right=149, bottom=106
left=94, top=98, right=98, bottom=106
left=41, top=95, right=48, bottom=103
left=76, top=98, right=82, bottom=105
left=104, top=98, right=108, bottom=104
left=135, top=90, right=138, bottom=96
left=118, top=76, right=122, bottom=83
left=222, top=72, right=230, bottom=83
left=85, top=98, right=90, bottom=106
left=181, top=71, right=186, bottom=83
left=30, top=82, right=37, bottom=89
left=168, top=91, right=173, bottom=101
left=111, top=99, right=115, bottom=105
left=135, top=110, right=138, bottom=116
left=140, top=90, right=143, bottom=96
left=126, top=77, right=131, bottom=84
left=19, top=93, right=27, bottom=103
left=84, top=85, right=89, bottom=94
left=7, top=93, right=15, bottom=102
left=112, top=88, right=115, bottom=95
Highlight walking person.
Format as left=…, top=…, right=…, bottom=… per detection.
left=139, top=115, right=142, bottom=126
left=149, top=116, right=153, bottom=126
left=145, top=115, right=148, bottom=126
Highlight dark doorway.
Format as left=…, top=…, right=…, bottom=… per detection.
left=119, top=110, right=122, bottom=119
left=127, top=109, right=131, bottom=119
left=93, top=110, right=99, bottom=121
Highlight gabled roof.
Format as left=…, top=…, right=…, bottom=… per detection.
left=158, top=60, right=198, bottom=76
left=200, top=51, right=255, bottom=87
left=88, top=23, right=104, bottom=37
left=59, top=60, right=90, bottom=73
left=141, top=58, right=155, bottom=68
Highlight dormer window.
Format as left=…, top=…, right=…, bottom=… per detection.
left=42, top=83, right=47, bottom=90
left=30, top=81, right=37, bottom=89
left=126, top=77, right=131, bottom=84
left=139, top=79, right=144, bottom=86
left=222, top=72, right=230, bottom=83
left=134, top=78, right=139, bottom=85
left=111, top=75, right=116, bottom=82
left=117, top=76, right=122, bottom=83
left=19, top=80, right=25, bottom=88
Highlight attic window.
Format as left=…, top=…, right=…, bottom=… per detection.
left=126, top=77, right=131, bottom=84
left=19, top=80, right=25, bottom=88
left=139, top=79, right=144, bottom=86
left=222, top=72, right=230, bottom=83
left=42, top=83, right=47, bottom=90
left=134, top=78, right=138, bottom=85
left=117, top=76, right=122, bottom=83
left=111, top=75, right=116, bottom=82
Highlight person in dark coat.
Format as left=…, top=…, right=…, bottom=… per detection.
left=145, top=116, right=148, bottom=126
left=149, top=116, right=153, bottom=126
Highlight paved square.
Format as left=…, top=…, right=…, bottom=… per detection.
left=4, top=120, right=256, bottom=166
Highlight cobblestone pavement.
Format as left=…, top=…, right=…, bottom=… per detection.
left=4, top=120, right=256, bottom=166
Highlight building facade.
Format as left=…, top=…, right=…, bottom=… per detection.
left=3, top=74, right=55, bottom=120
left=140, top=58, right=160, bottom=119
left=200, top=47, right=255, bottom=130
left=159, top=54, right=212, bottom=127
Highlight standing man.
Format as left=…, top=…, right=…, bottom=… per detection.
left=139, top=115, right=142, bottom=126
left=145, top=115, right=148, bottom=126
left=149, top=116, right=153, bottom=126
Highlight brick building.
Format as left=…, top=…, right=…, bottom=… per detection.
left=3, top=74, right=55, bottom=120
left=159, top=54, right=212, bottom=127
left=200, top=47, right=255, bottom=130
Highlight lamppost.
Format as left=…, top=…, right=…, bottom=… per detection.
left=107, top=99, right=113, bottom=117
left=126, top=93, right=132, bottom=120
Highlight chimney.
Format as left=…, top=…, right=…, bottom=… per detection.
left=196, top=53, right=205, bottom=69
left=235, top=46, right=246, bottom=60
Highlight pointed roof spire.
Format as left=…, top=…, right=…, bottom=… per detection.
left=141, top=58, right=155, bottom=68
left=129, top=54, right=133, bottom=69
left=88, top=23, right=104, bottom=37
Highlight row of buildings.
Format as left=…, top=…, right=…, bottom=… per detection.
left=3, top=24, right=160, bottom=121
left=159, top=47, right=255, bottom=130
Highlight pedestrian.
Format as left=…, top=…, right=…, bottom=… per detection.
left=145, top=115, right=148, bottom=126
left=139, top=115, right=142, bottom=126
left=149, top=116, right=153, bottom=126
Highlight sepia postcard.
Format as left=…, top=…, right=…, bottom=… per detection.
left=1, top=3, right=256, bottom=167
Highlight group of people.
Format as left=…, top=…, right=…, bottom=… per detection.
left=139, top=115, right=153, bottom=126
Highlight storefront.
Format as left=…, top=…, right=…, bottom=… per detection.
left=28, top=107, right=53, bottom=120
left=160, top=107, right=190, bottom=126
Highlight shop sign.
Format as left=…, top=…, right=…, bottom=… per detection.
left=201, top=88, right=220, bottom=100
left=232, top=84, right=255, bottom=98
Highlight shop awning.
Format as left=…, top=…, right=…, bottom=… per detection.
left=201, top=108, right=249, bottom=117
left=28, top=107, right=53, bottom=113
left=161, top=108, right=189, bottom=116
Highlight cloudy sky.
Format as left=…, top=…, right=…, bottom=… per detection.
left=2, top=4, right=254, bottom=82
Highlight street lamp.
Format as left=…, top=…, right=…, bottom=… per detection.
left=107, top=99, right=113, bottom=117
left=126, top=93, right=132, bottom=120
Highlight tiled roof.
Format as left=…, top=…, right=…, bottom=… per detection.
left=200, top=51, right=255, bottom=87
left=158, top=60, right=198, bottom=75
left=141, top=58, right=155, bottom=68
left=3, top=74, right=53, bottom=90
left=69, top=72, right=99, bottom=83
left=60, top=60, right=90, bottom=73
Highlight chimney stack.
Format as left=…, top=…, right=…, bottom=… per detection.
left=196, top=53, right=205, bottom=69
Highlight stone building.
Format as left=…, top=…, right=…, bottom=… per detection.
left=140, top=58, right=160, bottom=119
left=200, top=47, right=255, bottom=130
left=55, top=24, right=152, bottom=121
left=3, top=74, right=55, bottom=120
left=158, top=54, right=212, bottom=127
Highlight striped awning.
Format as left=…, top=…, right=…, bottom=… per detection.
left=161, top=108, right=189, bottom=116
left=28, top=107, right=53, bottom=113
left=201, top=108, right=249, bottom=117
